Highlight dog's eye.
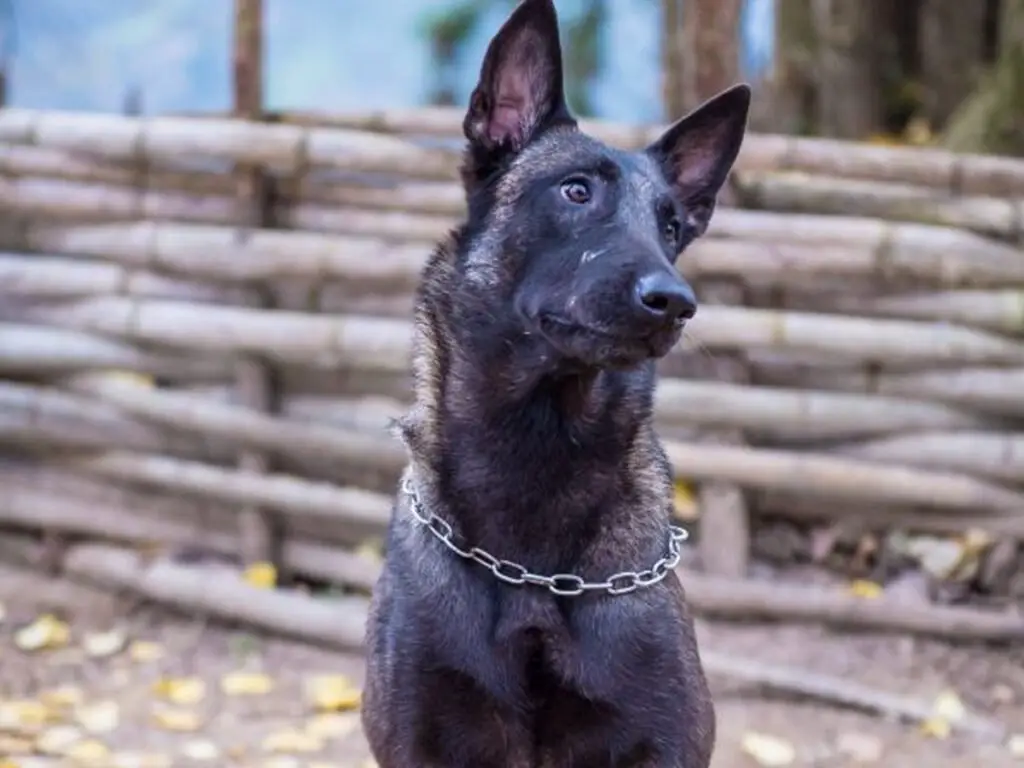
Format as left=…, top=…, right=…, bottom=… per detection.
left=560, top=179, right=592, bottom=205
left=663, top=216, right=682, bottom=243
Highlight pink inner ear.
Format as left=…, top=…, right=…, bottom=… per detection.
left=672, top=132, right=719, bottom=197
left=488, top=69, right=529, bottom=144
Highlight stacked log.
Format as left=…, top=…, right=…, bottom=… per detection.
left=2, top=103, right=1024, bottom=645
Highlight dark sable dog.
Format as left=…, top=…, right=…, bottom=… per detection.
left=362, top=0, right=749, bottom=765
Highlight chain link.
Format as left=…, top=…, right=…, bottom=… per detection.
left=402, top=475, right=689, bottom=597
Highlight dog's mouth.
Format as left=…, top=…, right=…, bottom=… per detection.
left=536, top=313, right=682, bottom=368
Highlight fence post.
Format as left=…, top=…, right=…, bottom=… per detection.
left=232, top=0, right=283, bottom=572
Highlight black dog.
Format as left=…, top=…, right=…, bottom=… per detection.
left=362, top=1, right=749, bottom=765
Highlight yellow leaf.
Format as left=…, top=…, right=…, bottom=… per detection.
left=740, top=731, right=797, bottom=766
left=0, top=699, right=58, bottom=730
left=260, top=759, right=303, bottom=768
left=14, top=614, right=70, bottom=651
left=920, top=688, right=966, bottom=739
left=40, top=685, right=85, bottom=709
left=847, top=580, right=883, bottom=599
left=35, top=724, right=83, bottom=755
left=129, top=639, right=165, bottom=662
left=181, top=739, right=221, bottom=762
left=82, top=627, right=128, bottom=658
left=74, top=700, right=121, bottom=734
left=108, top=751, right=173, bottom=768
left=260, top=728, right=324, bottom=754
left=920, top=717, right=952, bottom=739
left=865, top=133, right=903, bottom=147
left=304, top=712, right=360, bottom=740
left=933, top=689, right=966, bottom=722
left=304, top=675, right=362, bottom=712
left=672, top=480, right=699, bottom=521
left=354, top=540, right=384, bottom=563
left=65, top=738, right=112, bottom=765
left=221, top=670, right=274, bottom=696
left=243, top=561, right=278, bottom=589
left=152, top=676, right=206, bottom=705
left=903, top=116, right=933, bottom=146
left=150, top=705, right=203, bottom=733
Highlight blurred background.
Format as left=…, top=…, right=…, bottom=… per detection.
left=4, top=0, right=1020, bottom=153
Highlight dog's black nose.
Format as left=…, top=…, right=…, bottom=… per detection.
left=634, top=272, right=697, bottom=323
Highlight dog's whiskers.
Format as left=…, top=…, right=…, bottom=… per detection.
left=681, top=328, right=718, bottom=364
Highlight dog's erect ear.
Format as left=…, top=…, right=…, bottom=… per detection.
left=646, top=84, right=751, bottom=237
left=463, top=0, right=570, bottom=152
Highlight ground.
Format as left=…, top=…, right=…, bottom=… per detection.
left=1, top=573, right=1023, bottom=768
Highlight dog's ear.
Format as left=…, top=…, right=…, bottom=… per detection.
left=646, top=84, right=750, bottom=237
left=463, top=0, right=571, bottom=153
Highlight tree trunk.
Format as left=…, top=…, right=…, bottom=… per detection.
left=918, top=0, right=988, bottom=129
left=812, top=0, right=888, bottom=139
left=679, top=0, right=742, bottom=108
left=662, top=0, right=687, bottom=121
left=944, top=0, right=1024, bottom=155
left=756, top=0, right=817, bottom=134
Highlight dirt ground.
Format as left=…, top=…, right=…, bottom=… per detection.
left=1, top=574, right=1023, bottom=768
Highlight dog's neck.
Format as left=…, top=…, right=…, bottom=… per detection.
left=397, top=248, right=665, bottom=571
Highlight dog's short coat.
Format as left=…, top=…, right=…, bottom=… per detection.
left=361, top=1, right=750, bottom=765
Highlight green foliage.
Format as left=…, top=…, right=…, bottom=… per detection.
left=419, top=0, right=606, bottom=116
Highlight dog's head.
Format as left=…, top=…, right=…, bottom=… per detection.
left=454, top=0, right=749, bottom=372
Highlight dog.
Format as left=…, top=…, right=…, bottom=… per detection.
left=361, top=0, right=749, bottom=765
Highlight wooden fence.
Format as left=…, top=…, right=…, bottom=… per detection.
left=3, top=102, right=1024, bottom=650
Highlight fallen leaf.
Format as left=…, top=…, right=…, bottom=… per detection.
left=902, top=116, right=934, bottom=146
left=35, top=724, right=83, bottom=755
left=933, top=689, right=967, bottom=722
left=920, top=717, right=952, bottom=740
left=261, top=728, right=324, bottom=754
left=220, top=670, right=274, bottom=696
left=151, top=705, right=203, bottom=733
left=740, top=731, right=797, bottom=766
left=353, top=540, right=384, bottom=563
left=14, top=614, right=70, bottom=651
left=260, top=758, right=303, bottom=768
left=65, top=738, right=112, bottom=765
left=129, top=640, right=166, bottom=662
left=102, top=371, right=155, bottom=388
left=304, top=675, right=362, bottom=712
left=847, top=580, right=883, bottom=599
left=181, top=739, right=221, bottom=762
left=920, top=689, right=965, bottom=739
left=40, top=685, right=85, bottom=709
left=243, top=561, right=278, bottom=589
left=152, top=676, right=207, bottom=705
left=108, top=751, right=173, bottom=768
left=672, top=480, right=699, bottom=521
left=75, top=700, right=120, bottom=734
left=0, top=699, right=57, bottom=730
left=82, top=627, right=128, bottom=658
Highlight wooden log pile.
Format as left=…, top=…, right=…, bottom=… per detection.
left=3, top=98, right=1024, bottom=651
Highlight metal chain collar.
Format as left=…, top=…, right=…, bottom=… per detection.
left=401, top=475, right=689, bottom=597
